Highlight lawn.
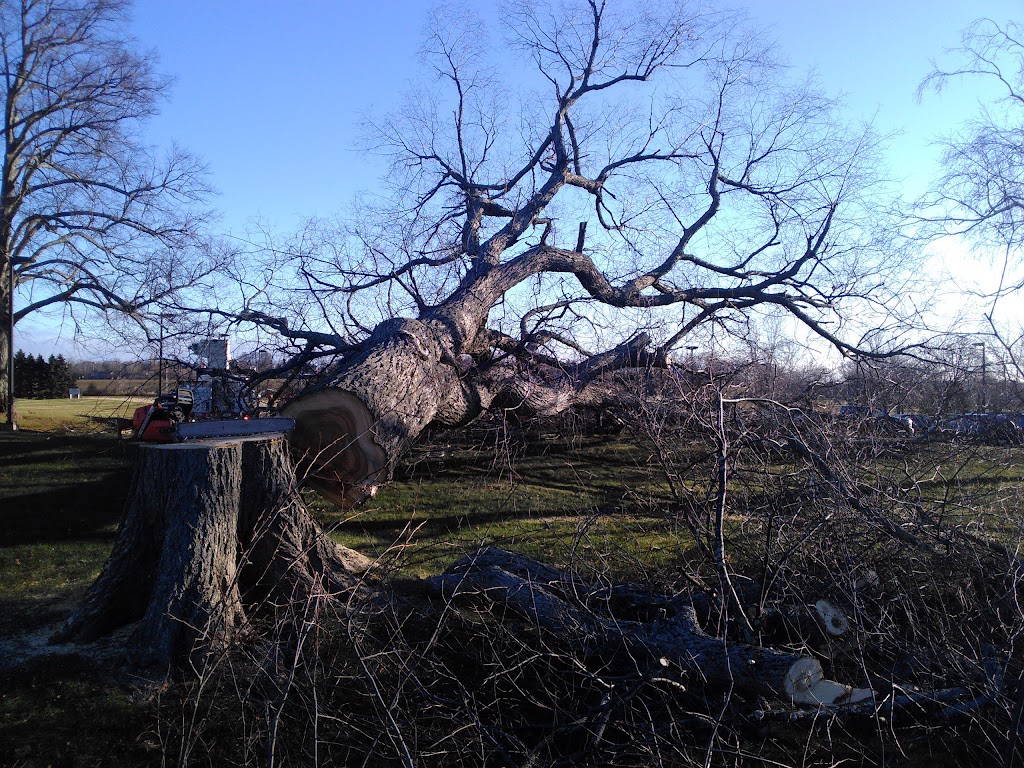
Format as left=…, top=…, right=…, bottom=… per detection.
left=4, top=405, right=1024, bottom=765
left=0, top=406, right=684, bottom=640
left=12, top=395, right=150, bottom=433
left=5, top=404, right=1024, bottom=635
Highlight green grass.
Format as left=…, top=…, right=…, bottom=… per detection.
left=0, top=421, right=684, bottom=636
left=0, top=432, right=132, bottom=639
left=0, top=422, right=692, bottom=767
left=5, top=411, right=1024, bottom=765
left=14, top=395, right=150, bottom=433
left=0, top=419, right=147, bottom=765
left=74, top=377, right=156, bottom=397
left=310, top=433, right=684, bottom=578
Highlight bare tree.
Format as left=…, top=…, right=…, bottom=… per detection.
left=59, top=0, right=918, bottom=694
left=914, top=17, right=1024, bottom=402
left=0, top=0, right=214, bottom=421
left=918, top=18, right=1024, bottom=256
left=256, top=0, right=910, bottom=507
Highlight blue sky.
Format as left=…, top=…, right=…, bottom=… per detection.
left=129, top=0, right=431, bottom=230
left=123, top=0, right=1019, bottom=228
left=19, top=0, right=1022, bottom=356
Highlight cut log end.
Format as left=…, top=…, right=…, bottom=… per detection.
left=814, top=599, right=850, bottom=637
left=283, top=389, right=388, bottom=508
left=784, top=657, right=873, bottom=706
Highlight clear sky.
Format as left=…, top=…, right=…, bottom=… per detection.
left=18, top=0, right=1023, bottom=357
left=122, top=0, right=1020, bottom=227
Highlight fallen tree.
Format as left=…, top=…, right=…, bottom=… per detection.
left=428, top=547, right=873, bottom=707
left=51, top=0, right=961, bottom=747
left=62, top=0, right=910, bottom=674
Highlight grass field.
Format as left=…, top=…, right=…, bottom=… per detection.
left=13, top=395, right=150, bottom=433
left=0, top=405, right=681, bottom=634
left=4, top=406, right=1024, bottom=765
left=74, top=377, right=156, bottom=397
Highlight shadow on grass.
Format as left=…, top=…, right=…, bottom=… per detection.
left=0, top=654, right=154, bottom=767
left=84, top=414, right=134, bottom=431
left=0, top=432, right=133, bottom=545
left=0, top=584, right=89, bottom=639
left=329, top=500, right=627, bottom=540
left=0, top=482, right=130, bottom=545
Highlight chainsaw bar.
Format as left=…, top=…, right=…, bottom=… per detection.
left=176, top=417, right=295, bottom=440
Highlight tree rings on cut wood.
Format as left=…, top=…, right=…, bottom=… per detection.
left=283, top=389, right=388, bottom=508
left=814, top=599, right=850, bottom=637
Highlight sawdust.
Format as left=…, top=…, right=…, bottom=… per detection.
left=0, top=623, right=134, bottom=671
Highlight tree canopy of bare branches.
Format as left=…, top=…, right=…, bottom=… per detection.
left=238, top=0, right=913, bottom=506
left=914, top=18, right=1024, bottom=388
left=279, top=1, right=905, bottom=352
left=0, top=0, right=215, bottom=419
left=918, top=18, right=1024, bottom=256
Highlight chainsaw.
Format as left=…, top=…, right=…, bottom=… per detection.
left=131, top=388, right=294, bottom=442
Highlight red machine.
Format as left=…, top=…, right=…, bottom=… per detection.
left=132, top=387, right=293, bottom=442
left=132, top=389, right=195, bottom=442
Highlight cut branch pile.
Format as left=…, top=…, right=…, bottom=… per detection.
left=428, top=547, right=873, bottom=707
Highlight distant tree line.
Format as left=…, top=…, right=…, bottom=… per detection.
left=13, top=351, right=75, bottom=399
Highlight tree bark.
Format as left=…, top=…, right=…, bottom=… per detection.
left=281, top=318, right=649, bottom=509
left=0, top=276, right=10, bottom=422
left=53, top=434, right=371, bottom=667
left=428, top=548, right=873, bottom=706
left=284, top=317, right=462, bottom=508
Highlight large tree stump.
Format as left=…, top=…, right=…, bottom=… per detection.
left=52, top=434, right=372, bottom=667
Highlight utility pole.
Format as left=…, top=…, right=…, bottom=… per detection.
left=157, top=313, right=176, bottom=396
left=972, top=341, right=987, bottom=412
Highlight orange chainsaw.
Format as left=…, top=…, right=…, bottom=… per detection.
left=132, top=388, right=293, bottom=442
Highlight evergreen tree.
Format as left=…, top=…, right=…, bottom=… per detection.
left=52, top=355, right=75, bottom=397
left=42, top=355, right=59, bottom=398
left=28, top=355, right=44, bottom=398
left=12, top=350, right=27, bottom=397
left=11, top=351, right=77, bottom=398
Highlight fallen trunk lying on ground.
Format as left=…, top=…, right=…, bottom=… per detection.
left=427, top=547, right=873, bottom=706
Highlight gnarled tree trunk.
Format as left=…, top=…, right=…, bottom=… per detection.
left=284, top=317, right=463, bottom=508
left=53, top=434, right=371, bottom=667
left=282, top=317, right=652, bottom=508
